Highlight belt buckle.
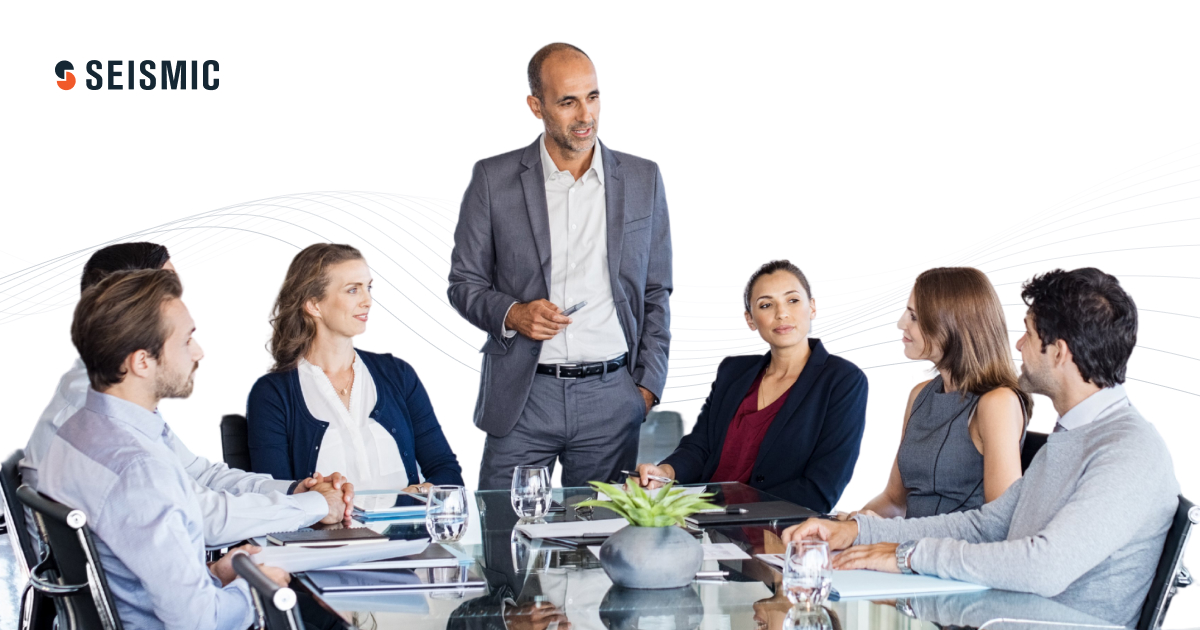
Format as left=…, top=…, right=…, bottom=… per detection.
left=555, top=363, right=578, bottom=380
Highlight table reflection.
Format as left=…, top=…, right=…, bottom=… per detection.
left=296, top=485, right=1121, bottom=630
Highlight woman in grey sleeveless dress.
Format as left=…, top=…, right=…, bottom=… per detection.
left=855, top=267, right=1032, bottom=518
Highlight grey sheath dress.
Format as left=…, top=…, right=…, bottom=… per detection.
left=897, top=375, right=994, bottom=518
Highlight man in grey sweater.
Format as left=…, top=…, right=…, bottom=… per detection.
left=784, top=268, right=1179, bottom=628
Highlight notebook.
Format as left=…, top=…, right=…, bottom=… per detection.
left=683, top=501, right=822, bottom=526
left=266, top=527, right=387, bottom=547
left=305, top=564, right=486, bottom=593
left=352, top=491, right=428, bottom=522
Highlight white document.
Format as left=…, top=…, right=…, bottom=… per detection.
left=515, top=518, right=628, bottom=539
left=598, top=485, right=707, bottom=501
left=755, top=554, right=987, bottom=598
left=591, top=542, right=749, bottom=561
left=252, top=539, right=429, bottom=572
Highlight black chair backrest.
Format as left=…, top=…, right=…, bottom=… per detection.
left=2, top=449, right=38, bottom=570
left=232, top=553, right=302, bottom=630
left=16, top=485, right=123, bottom=630
left=1020, top=431, right=1048, bottom=473
left=220, top=414, right=252, bottom=471
left=1139, top=494, right=1197, bottom=630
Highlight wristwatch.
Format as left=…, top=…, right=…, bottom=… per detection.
left=895, top=540, right=918, bottom=575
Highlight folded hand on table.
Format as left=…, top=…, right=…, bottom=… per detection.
left=294, top=471, right=356, bottom=525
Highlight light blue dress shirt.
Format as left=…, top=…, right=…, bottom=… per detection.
left=1056, top=384, right=1130, bottom=431
left=36, top=389, right=256, bottom=630
left=23, top=358, right=328, bottom=547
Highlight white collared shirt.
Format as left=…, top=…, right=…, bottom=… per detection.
left=1056, top=384, right=1131, bottom=431
left=530, top=133, right=628, bottom=363
left=299, top=351, right=410, bottom=490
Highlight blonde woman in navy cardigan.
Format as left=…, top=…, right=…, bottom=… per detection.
left=246, top=244, right=463, bottom=492
left=635, top=261, right=868, bottom=512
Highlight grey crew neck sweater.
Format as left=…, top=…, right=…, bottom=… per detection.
left=855, top=405, right=1179, bottom=628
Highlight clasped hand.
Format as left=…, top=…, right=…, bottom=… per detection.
left=293, top=471, right=355, bottom=525
left=780, top=517, right=902, bottom=573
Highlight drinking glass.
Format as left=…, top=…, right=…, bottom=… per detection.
left=782, top=540, right=833, bottom=609
left=424, top=485, right=469, bottom=543
left=511, top=465, right=552, bottom=520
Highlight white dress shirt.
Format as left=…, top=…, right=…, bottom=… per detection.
left=299, top=351, right=410, bottom=491
left=503, top=135, right=629, bottom=364
left=23, top=358, right=328, bottom=547
left=1056, top=384, right=1130, bottom=431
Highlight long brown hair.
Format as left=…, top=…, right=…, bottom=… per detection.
left=912, top=267, right=1033, bottom=419
left=269, top=243, right=364, bottom=372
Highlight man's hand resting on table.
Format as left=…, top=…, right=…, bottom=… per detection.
left=506, top=300, right=571, bottom=341
left=294, top=471, right=355, bottom=525
left=208, top=544, right=291, bottom=588
left=634, top=463, right=676, bottom=489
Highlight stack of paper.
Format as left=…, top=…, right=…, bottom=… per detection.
left=514, top=518, right=628, bottom=539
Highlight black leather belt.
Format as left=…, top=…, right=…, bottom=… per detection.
left=536, top=354, right=628, bottom=379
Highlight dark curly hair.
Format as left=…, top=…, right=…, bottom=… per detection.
left=1021, top=268, right=1137, bottom=388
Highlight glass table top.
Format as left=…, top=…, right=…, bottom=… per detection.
left=289, top=484, right=1122, bottom=630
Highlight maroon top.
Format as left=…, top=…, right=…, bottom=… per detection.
left=710, top=371, right=791, bottom=484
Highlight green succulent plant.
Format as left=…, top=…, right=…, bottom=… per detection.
left=575, top=481, right=721, bottom=527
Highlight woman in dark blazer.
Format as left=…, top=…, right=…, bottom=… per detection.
left=635, top=261, right=868, bottom=512
left=246, top=243, right=463, bottom=491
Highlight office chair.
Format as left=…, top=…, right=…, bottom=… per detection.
left=232, top=553, right=303, bottom=630
left=220, top=414, right=252, bottom=471
left=1020, top=431, right=1048, bottom=473
left=3, top=450, right=57, bottom=630
left=638, top=410, right=684, bottom=465
left=2, top=450, right=37, bottom=572
left=1138, top=494, right=1197, bottom=630
left=16, top=484, right=123, bottom=630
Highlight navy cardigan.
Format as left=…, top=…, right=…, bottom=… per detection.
left=245, top=349, right=464, bottom=486
left=660, top=339, right=868, bottom=513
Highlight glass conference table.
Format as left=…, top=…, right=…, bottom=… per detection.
left=288, top=483, right=1122, bottom=630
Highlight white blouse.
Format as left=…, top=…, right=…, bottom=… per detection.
left=298, top=351, right=410, bottom=491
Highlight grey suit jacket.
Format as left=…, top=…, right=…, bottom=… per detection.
left=448, top=136, right=672, bottom=437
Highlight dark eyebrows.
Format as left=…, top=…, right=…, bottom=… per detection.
left=756, top=290, right=801, bottom=302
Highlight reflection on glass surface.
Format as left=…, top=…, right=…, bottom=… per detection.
left=294, top=484, right=1124, bottom=630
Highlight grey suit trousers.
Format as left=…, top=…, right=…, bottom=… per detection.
left=477, top=368, right=645, bottom=491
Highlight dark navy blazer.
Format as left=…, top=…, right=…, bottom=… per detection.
left=245, top=350, right=464, bottom=486
left=660, top=339, right=868, bottom=513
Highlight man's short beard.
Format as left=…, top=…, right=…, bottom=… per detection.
left=155, top=363, right=197, bottom=399
left=546, top=119, right=597, bottom=156
left=1017, top=363, right=1052, bottom=397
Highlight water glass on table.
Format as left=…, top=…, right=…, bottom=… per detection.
left=783, top=539, right=833, bottom=609
left=425, top=485, right=469, bottom=543
left=511, top=465, right=552, bottom=521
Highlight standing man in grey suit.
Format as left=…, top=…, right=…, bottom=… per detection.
left=449, top=43, right=672, bottom=490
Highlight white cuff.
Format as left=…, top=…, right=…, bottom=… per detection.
left=501, top=301, right=519, bottom=339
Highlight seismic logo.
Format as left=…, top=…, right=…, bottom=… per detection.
left=55, top=60, right=219, bottom=91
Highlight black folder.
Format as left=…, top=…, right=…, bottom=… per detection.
left=684, top=501, right=822, bottom=527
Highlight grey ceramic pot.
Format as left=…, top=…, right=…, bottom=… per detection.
left=598, top=525, right=702, bottom=589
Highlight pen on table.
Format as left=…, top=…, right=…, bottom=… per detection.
left=561, top=300, right=587, bottom=317
left=694, top=570, right=728, bottom=581
left=620, top=469, right=672, bottom=484
left=697, top=507, right=749, bottom=515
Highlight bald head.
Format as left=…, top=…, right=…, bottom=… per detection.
left=528, top=43, right=590, bottom=102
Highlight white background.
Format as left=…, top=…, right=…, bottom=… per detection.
left=2, top=2, right=1199, bottom=625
